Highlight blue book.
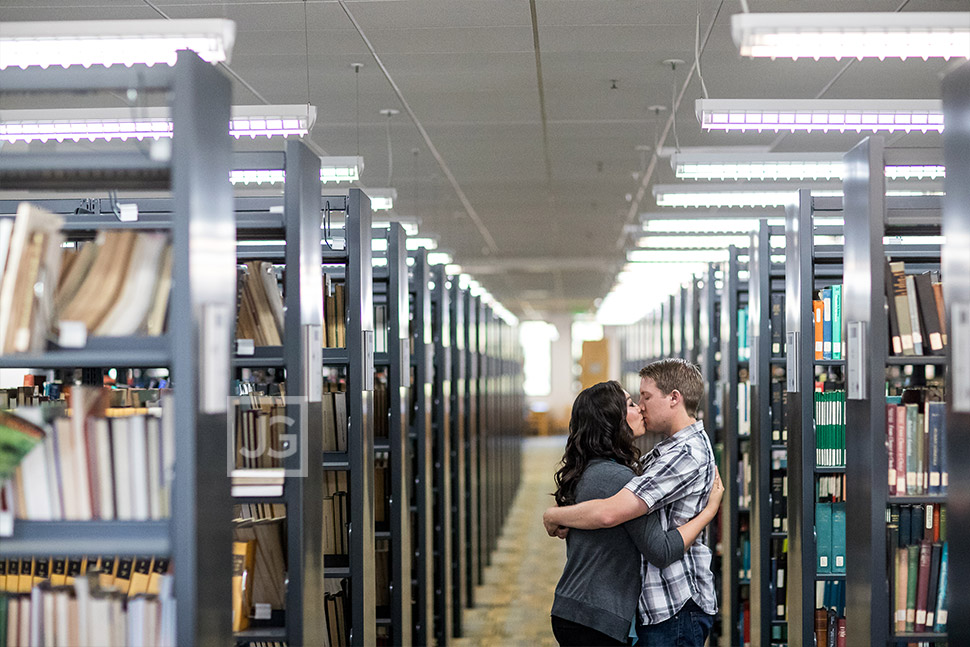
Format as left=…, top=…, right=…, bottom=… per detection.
left=832, top=284, right=843, bottom=359
left=822, top=287, right=833, bottom=360
left=927, top=402, right=944, bottom=495
left=831, top=501, right=847, bottom=574
left=816, top=502, right=833, bottom=574
left=933, top=542, right=948, bottom=632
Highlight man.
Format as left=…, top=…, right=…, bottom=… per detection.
left=543, top=358, right=718, bottom=647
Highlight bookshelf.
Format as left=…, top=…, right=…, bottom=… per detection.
left=465, top=294, right=482, bottom=603
left=785, top=190, right=847, bottom=647
left=841, top=138, right=947, bottom=646
left=698, top=263, right=722, bottom=442
left=430, top=263, right=454, bottom=644
left=747, top=221, right=789, bottom=646
left=718, top=246, right=751, bottom=647
left=319, top=189, right=376, bottom=646
left=230, top=141, right=326, bottom=646
left=407, top=248, right=434, bottom=646
left=448, top=279, right=468, bottom=636
left=942, top=59, right=970, bottom=646
left=373, top=223, right=412, bottom=643
left=0, top=51, right=235, bottom=646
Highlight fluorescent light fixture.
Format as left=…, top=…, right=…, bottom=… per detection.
left=368, top=188, right=397, bottom=212
left=0, top=105, right=316, bottom=143
left=635, top=235, right=755, bottom=249
left=672, top=151, right=945, bottom=181
left=627, top=249, right=731, bottom=263
left=428, top=251, right=453, bottom=266
left=0, top=19, right=236, bottom=69
left=445, top=264, right=463, bottom=276
left=732, top=12, right=970, bottom=61
left=320, top=156, right=363, bottom=183
left=653, top=182, right=942, bottom=208
left=372, top=238, right=388, bottom=252
left=642, top=218, right=785, bottom=233
left=673, top=152, right=841, bottom=180
left=406, top=237, right=438, bottom=251
left=696, top=99, right=944, bottom=133
left=230, top=169, right=286, bottom=185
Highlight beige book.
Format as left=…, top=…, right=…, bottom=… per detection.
left=96, top=233, right=169, bottom=336
left=54, top=240, right=98, bottom=313
left=58, top=230, right=137, bottom=332
left=142, top=243, right=173, bottom=336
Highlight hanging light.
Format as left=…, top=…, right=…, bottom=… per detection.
left=652, top=181, right=942, bottom=208
left=320, top=156, right=364, bottom=183
left=671, top=151, right=945, bottom=181
left=0, top=104, right=316, bottom=143
left=368, top=188, right=397, bottom=212
left=0, top=19, right=236, bottom=69
left=732, top=12, right=970, bottom=61
left=696, top=99, right=944, bottom=133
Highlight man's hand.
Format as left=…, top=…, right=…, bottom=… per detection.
left=543, top=507, right=569, bottom=539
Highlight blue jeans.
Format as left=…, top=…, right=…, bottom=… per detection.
left=636, top=599, right=714, bottom=647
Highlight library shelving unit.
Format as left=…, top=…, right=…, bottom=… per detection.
left=942, top=60, right=970, bottom=646
left=841, top=138, right=947, bottom=646
left=229, top=141, right=326, bottom=646
left=0, top=51, right=235, bottom=646
left=407, top=248, right=435, bottom=646
left=671, top=290, right=684, bottom=360
left=430, top=263, right=455, bottom=644
left=372, top=222, right=412, bottom=642
left=698, top=262, right=722, bottom=441
left=746, top=221, right=789, bottom=647
left=785, top=190, right=847, bottom=647
left=684, top=277, right=701, bottom=366
left=464, top=293, right=482, bottom=604
left=448, top=278, right=468, bottom=636
left=320, top=189, right=377, bottom=646
left=718, top=245, right=751, bottom=647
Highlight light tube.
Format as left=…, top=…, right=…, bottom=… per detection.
left=696, top=99, right=944, bottom=133
left=0, top=19, right=236, bottom=69
left=405, top=237, right=438, bottom=250
left=627, top=249, right=731, bottom=263
left=368, top=188, right=397, bottom=212
left=732, top=12, right=970, bottom=61
left=653, top=182, right=942, bottom=208
left=672, top=151, right=945, bottom=181
left=635, top=235, right=755, bottom=249
left=642, top=218, right=785, bottom=233
left=320, top=156, right=363, bottom=183
left=0, top=105, right=316, bottom=143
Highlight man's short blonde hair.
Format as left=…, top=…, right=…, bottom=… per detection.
left=639, top=358, right=704, bottom=417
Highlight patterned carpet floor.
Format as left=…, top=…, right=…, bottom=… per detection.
left=452, top=435, right=568, bottom=647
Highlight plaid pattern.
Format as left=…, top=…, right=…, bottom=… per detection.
left=623, top=421, right=718, bottom=625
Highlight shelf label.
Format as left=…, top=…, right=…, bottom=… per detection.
left=847, top=321, right=867, bottom=401
left=58, top=320, right=87, bottom=349
left=363, top=329, right=375, bottom=391
left=400, top=344, right=410, bottom=388
left=786, top=331, right=799, bottom=393
left=304, top=324, right=322, bottom=402
left=235, top=339, right=254, bottom=356
left=953, top=302, right=970, bottom=413
left=201, top=303, right=231, bottom=414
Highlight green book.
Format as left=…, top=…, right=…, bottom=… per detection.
left=906, top=544, right=919, bottom=631
left=905, top=404, right=919, bottom=495
left=0, top=408, right=46, bottom=480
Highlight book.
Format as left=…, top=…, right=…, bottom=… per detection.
left=913, top=273, right=944, bottom=354
left=932, top=281, right=946, bottom=346
left=813, top=299, right=824, bottom=360
left=914, top=540, right=932, bottom=630
left=821, top=287, right=832, bottom=359
left=885, top=260, right=903, bottom=355
left=0, top=409, right=46, bottom=481
left=895, top=547, right=908, bottom=632
left=904, top=274, right=924, bottom=355
left=831, top=284, right=842, bottom=359
left=232, top=540, right=256, bottom=632
left=926, top=401, right=945, bottom=495
left=816, top=502, right=832, bottom=574
left=933, top=542, right=948, bottom=632
left=888, top=261, right=915, bottom=355
left=831, top=501, right=846, bottom=574
left=905, top=544, right=918, bottom=631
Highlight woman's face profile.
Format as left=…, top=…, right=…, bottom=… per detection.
left=624, top=390, right=645, bottom=438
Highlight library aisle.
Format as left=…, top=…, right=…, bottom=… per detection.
left=453, top=436, right=567, bottom=647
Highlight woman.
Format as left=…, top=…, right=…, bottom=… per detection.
left=550, top=380, right=723, bottom=647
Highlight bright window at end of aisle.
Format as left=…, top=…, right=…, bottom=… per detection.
left=571, top=319, right=604, bottom=361
left=520, top=320, right=559, bottom=397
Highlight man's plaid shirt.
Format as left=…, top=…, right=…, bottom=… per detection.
left=624, top=420, right=718, bottom=625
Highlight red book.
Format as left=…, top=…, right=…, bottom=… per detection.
left=894, top=405, right=907, bottom=496
left=887, top=404, right=896, bottom=495
left=915, top=540, right=932, bottom=631
left=837, top=618, right=846, bottom=647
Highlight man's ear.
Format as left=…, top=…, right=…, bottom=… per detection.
left=669, top=389, right=682, bottom=409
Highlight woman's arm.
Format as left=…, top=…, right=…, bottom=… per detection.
left=622, top=469, right=724, bottom=569
left=675, top=469, right=724, bottom=547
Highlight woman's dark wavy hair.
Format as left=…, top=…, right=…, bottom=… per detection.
left=553, top=380, right=641, bottom=507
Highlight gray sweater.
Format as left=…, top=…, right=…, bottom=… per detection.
left=551, top=459, right=685, bottom=641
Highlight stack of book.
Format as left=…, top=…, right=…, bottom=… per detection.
left=812, top=285, right=843, bottom=361
left=323, top=471, right=349, bottom=560
left=885, top=261, right=946, bottom=357
left=323, top=274, right=346, bottom=348
left=236, top=261, right=284, bottom=346
left=888, top=504, right=948, bottom=634
left=814, top=389, right=845, bottom=469
left=814, top=580, right=845, bottom=647
left=886, top=394, right=947, bottom=497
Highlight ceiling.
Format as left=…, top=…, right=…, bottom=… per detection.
left=0, top=0, right=962, bottom=318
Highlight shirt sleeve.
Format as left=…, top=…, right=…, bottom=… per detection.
left=622, top=509, right=685, bottom=569
left=623, top=447, right=705, bottom=512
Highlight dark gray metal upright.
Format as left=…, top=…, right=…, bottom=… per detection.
left=698, top=263, right=720, bottom=443
left=464, top=294, right=481, bottom=601
left=674, top=287, right=685, bottom=359
left=448, top=280, right=468, bottom=636
left=473, top=296, right=487, bottom=584
left=281, top=141, right=325, bottom=647
left=748, top=221, right=774, bottom=647
left=785, top=189, right=819, bottom=647
left=942, top=60, right=970, bottom=646
left=408, top=249, right=435, bottom=647
left=386, top=224, right=413, bottom=644
left=718, top=246, right=744, bottom=647
left=430, top=264, right=454, bottom=645
left=842, top=137, right=890, bottom=647
left=685, top=279, right=699, bottom=366
left=345, top=189, right=377, bottom=646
